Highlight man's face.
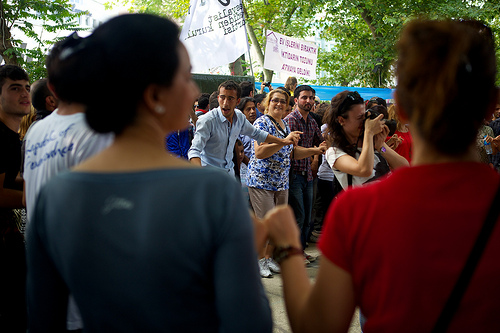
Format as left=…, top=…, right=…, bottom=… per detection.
left=218, top=87, right=239, bottom=121
left=242, top=101, right=256, bottom=123
left=494, top=104, right=500, bottom=119
left=295, top=90, right=315, bottom=113
left=0, top=78, right=31, bottom=117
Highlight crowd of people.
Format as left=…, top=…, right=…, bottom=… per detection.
left=1, top=12, right=500, bottom=333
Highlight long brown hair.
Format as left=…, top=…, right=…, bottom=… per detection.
left=324, top=90, right=364, bottom=157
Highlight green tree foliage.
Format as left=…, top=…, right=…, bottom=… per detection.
left=105, top=0, right=190, bottom=19
left=108, top=0, right=323, bottom=81
left=0, top=0, right=83, bottom=81
left=316, top=0, right=500, bottom=87
left=109, top=0, right=500, bottom=87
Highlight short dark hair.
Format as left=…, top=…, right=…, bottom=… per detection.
left=368, top=104, right=388, bottom=119
left=31, top=79, right=53, bottom=111
left=366, top=96, right=387, bottom=109
left=237, top=97, right=256, bottom=111
left=0, top=65, right=29, bottom=94
left=197, top=93, right=210, bottom=110
left=209, top=91, right=219, bottom=110
left=294, top=85, right=315, bottom=98
left=218, top=80, right=241, bottom=99
left=239, top=81, right=254, bottom=98
left=47, top=14, right=180, bottom=134
left=254, top=93, right=266, bottom=105
left=276, top=86, right=291, bottom=97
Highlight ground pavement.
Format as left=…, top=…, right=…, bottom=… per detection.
left=261, top=242, right=362, bottom=333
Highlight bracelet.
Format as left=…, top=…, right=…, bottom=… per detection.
left=273, top=245, right=303, bottom=265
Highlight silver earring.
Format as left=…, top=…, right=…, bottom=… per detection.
left=155, top=105, right=165, bottom=114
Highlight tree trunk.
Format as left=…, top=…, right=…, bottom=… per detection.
left=246, top=22, right=273, bottom=82
left=0, top=1, right=18, bottom=65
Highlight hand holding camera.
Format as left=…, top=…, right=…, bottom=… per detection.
left=364, top=112, right=385, bottom=136
left=365, top=109, right=397, bottom=136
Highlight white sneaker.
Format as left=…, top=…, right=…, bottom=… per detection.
left=258, top=258, right=272, bottom=278
left=267, top=258, right=281, bottom=274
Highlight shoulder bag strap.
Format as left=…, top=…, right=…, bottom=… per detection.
left=432, top=183, right=500, bottom=332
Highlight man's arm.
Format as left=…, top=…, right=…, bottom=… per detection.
left=0, top=173, right=24, bottom=208
left=190, top=157, right=202, bottom=166
left=188, top=116, right=210, bottom=166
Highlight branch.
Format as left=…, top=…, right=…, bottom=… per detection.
left=8, top=2, right=24, bottom=30
left=359, top=6, right=379, bottom=39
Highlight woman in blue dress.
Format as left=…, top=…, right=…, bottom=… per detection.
left=247, top=89, right=325, bottom=277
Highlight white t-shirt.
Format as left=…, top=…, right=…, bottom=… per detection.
left=24, top=111, right=113, bottom=226
left=23, top=110, right=113, bottom=330
left=317, top=124, right=334, bottom=181
left=325, top=146, right=388, bottom=190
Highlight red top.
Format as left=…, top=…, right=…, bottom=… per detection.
left=386, top=130, right=412, bottom=163
left=319, top=162, right=500, bottom=332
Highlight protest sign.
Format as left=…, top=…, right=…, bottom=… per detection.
left=264, top=30, right=318, bottom=80
left=180, top=0, right=248, bottom=72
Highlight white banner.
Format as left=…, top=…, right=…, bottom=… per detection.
left=263, top=30, right=318, bottom=80
left=180, top=0, right=248, bottom=73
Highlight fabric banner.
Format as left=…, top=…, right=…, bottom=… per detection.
left=179, top=0, right=248, bottom=73
left=263, top=30, right=318, bottom=80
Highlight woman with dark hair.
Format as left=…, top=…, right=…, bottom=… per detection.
left=263, top=19, right=500, bottom=332
left=26, top=14, right=272, bottom=332
left=323, top=91, right=408, bottom=190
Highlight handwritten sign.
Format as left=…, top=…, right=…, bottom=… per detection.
left=180, top=0, right=248, bottom=72
left=264, top=30, right=318, bottom=80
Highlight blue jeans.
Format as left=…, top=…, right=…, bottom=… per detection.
left=288, top=173, right=314, bottom=249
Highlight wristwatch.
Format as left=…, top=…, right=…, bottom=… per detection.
left=273, top=245, right=303, bottom=265
left=379, top=146, right=387, bottom=153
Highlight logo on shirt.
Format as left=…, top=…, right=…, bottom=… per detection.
left=101, top=196, right=134, bottom=215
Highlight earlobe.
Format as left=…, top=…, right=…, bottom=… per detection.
left=143, top=84, right=161, bottom=112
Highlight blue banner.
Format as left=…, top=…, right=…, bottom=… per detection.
left=256, top=82, right=395, bottom=102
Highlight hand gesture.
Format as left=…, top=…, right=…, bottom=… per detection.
left=386, top=134, right=403, bottom=150
left=374, top=125, right=390, bottom=151
left=316, top=141, right=327, bottom=154
left=285, top=131, right=302, bottom=145
left=364, top=113, right=385, bottom=136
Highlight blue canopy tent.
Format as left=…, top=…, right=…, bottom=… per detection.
left=255, top=82, right=395, bottom=102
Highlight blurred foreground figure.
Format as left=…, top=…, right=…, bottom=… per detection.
left=26, top=14, right=272, bottom=333
left=264, top=19, right=500, bottom=333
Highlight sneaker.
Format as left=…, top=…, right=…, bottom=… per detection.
left=258, top=258, right=273, bottom=278
left=303, top=252, right=316, bottom=263
left=309, top=233, right=321, bottom=243
left=267, top=258, right=281, bottom=274
left=303, top=255, right=311, bottom=265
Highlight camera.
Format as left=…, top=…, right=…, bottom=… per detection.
left=365, top=109, right=397, bottom=137
left=264, top=81, right=271, bottom=87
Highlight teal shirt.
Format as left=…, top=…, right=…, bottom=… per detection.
left=27, top=168, right=272, bottom=332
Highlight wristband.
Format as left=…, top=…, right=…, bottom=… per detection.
left=273, top=245, right=303, bottom=265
